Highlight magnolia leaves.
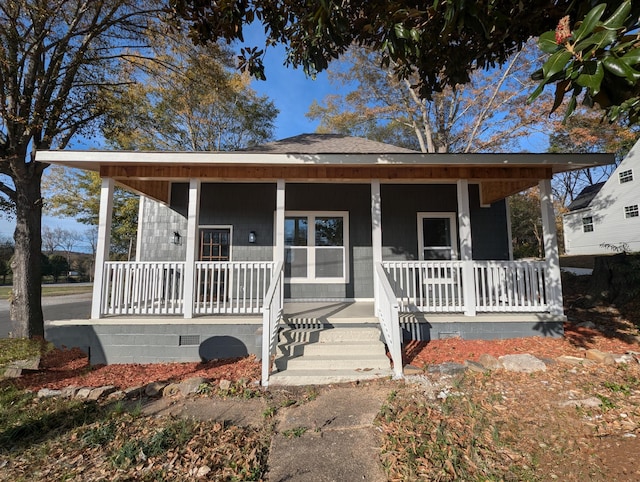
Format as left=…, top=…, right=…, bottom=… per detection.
left=529, top=1, right=640, bottom=123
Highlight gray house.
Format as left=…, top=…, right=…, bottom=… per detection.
left=38, top=134, right=612, bottom=385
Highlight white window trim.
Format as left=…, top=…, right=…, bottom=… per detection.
left=619, top=169, right=634, bottom=184
left=197, top=225, right=233, bottom=261
left=582, top=216, right=594, bottom=233
left=417, top=212, right=458, bottom=261
left=624, top=205, right=639, bottom=219
left=284, top=211, right=349, bottom=284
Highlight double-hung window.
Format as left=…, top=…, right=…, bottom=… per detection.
left=582, top=216, right=594, bottom=232
left=284, top=212, right=349, bottom=283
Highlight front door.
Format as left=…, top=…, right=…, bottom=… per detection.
left=199, top=227, right=231, bottom=301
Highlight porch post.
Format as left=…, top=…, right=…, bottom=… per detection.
left=274, top=180, right=286, bottom=264
left=183, top=179, right=201, bottom=319
left=457, top=180, right=476, bottom=316
left=371, top=180, right=382, bottom=312
left=91, top=178, right=114, bottom=319
left=539, top=179, right=564, bottom=316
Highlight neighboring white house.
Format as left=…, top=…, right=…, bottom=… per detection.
left=563, top=139, right=640, bottom=255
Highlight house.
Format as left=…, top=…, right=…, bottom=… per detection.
left=563, top=139, right=640, bottom=255
left=38, top=134, right=613, bottom=385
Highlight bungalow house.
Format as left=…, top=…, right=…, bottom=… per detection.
left=563, top=138, right=640, bottom=255
left=38, top=134, right=613, bottom=386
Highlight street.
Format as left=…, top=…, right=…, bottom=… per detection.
left=0, top=292, right=91, bottom=338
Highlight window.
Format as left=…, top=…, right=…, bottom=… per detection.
left=582, top=216, right=594, bottom=233
left=619, top=169, right=634, bottom=184
left=199, top=227, right=231, bottom=261
left=625, top=205, right=639, bottom=218
left=284, top=212, right=348, bottom=282
left=417, top=213, right=458, bottom=260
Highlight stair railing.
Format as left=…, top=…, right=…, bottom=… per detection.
left=375, top=263, right=403, bottom=378
left=261, top=261, right=284, bottom=387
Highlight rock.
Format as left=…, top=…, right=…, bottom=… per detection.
left=37, top=388, right=62, bottom=398
left=107, top=390, right=124, bottom=401
left=585, top=349, right=616, bottom=365
left=499, top=354, right=546, bottom=373
left=219, top=379, right=232, bottom=390
left=10, top=357, right=41, bottom=370
left=560, top=397, right=602, bottom=408
left=61, top=386, right=80, bottom=398
left=179, top=377, right=207, bottom=395
left=427, top=362, right=466, bottom=376
left=124, top=385, right=145, bottom=399
left=464, top=360, right=487, bottom=373
left=76, top=387, right=93, bottom=399
left=88, top=386, right=116, bottom=401
left=145, top=382, right=167, bottom=397
left=614, top=354, right=636, bottom=364
left=163, top=383, right=181, bottom=397
left=196, top=466, right=211, bottom=477
left=478, top=354, right=503, bottom=370
left=3, top=366, right=22, bottom=378
left=403, top=364, right=423, bottom=376
left=556, top=355, right=596, bottom=366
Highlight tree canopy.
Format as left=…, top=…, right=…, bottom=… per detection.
left=170, top=0, right=640, bottom=122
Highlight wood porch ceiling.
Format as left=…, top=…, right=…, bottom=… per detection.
left=104, top=164, right=553, bottom=205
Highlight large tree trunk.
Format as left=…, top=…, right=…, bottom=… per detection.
left=10, top=159, right=44, bottom=338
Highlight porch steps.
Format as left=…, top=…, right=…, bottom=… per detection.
left=268, top=323, right=393, bottom=386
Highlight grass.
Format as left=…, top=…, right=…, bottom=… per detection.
left=0, top=284, right=93, bottom=300
left=0, top=338, right=48, bottom=366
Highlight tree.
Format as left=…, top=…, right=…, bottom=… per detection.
left=0, top=0, right=164, bottom=338
left=42, top=226, right=65, bottom=255
left=170, top=1, right=640, bottom=122
left=307, top=44, right=552, bottom=153
left=48, top=254, right=69, bottom=283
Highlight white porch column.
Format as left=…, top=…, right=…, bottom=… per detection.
left=539, top=179, right=564, bottom=316
left=91, top=178, right=114, bottom=319
left=274, top=180, right=286, bottom=264
left=457, top=180, right=476, bottom=316
left=183, top=179, right=201, bottom=319
left=371, top=180, right=382, bottom=312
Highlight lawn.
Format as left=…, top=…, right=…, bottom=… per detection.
left=0, top=284, right=93, bottom=300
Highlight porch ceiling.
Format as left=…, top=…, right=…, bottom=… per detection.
left=36, top=149, right=614, bottom=205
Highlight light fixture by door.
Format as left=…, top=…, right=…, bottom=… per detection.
left=172, top=231, right=182, bottom=245
left=248, top=231, right=257, bottom=243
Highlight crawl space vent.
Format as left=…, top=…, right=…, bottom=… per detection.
left=179, top=335, right=200, bottom=346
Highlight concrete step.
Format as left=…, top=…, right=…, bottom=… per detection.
left=282, top=340, right=384, bottom=357
left=276, top=353, right=390, bottom=371
left=280, top=326, right=382, bottom=344
left=268, top=368, right=394, bottom=386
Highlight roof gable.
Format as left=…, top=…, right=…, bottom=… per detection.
left=567, top=182, right=605, bottom=211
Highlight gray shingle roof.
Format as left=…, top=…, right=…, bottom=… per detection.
left=567, top=182, right=605, bottom=211
left=244, top=133, right=419, bottom=154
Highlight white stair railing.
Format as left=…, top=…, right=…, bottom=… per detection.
left=375, top=264, right=403, bottom=378
left=102, top=262, right=185, bottom=315
left=261, top=262, right=284, bottom=387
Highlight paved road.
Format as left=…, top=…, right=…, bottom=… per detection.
left=0, top=292, right=91, bottom=338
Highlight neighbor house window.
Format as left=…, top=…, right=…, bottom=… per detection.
left=625, top=205, right=639, bottom=218
left=619, top=169, right=633, bottom=183
left=582, top=216, right=594, bottom=233
left=284, top=212, right=349, bottom=283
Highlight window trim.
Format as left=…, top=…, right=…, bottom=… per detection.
left=619, top=169, right=634, bottom=184
left=624, top=204, right=639, bottom=219
left=417, top=212, right=458, bottom=261
left=197, top=225, right=233, bottom=261
left=582, top=216, right=594, bottom=233
left=283, top=211, right=350, bottom=284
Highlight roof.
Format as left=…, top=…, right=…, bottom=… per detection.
left=243, top=133, right=419, bottom=154
left=567, top=182, right=605, bottom=211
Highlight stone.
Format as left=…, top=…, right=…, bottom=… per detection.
left=179, top=377, right=207, bottom=395
left=145, top=382, right=167, bottom=397
left=556, top=355, right=596, bottom=366
left=3, top=366, right=22, bottom=378
left=61, top=386, right=81, bottom=398
left=107, top=391, right=125, bottom=401
left=37, top=388, right=62, bottom=398
left=403, top=364, right=423, bottom=376
left=196, top=466, right=211, bottom=477
left=124, top=385, right=146, bottom=399
left=76, top=387, right=93, bottom=399
left=88, top=386, right=117, bottom=401
left=464, top=360, right=487, bottom=373
left=560, top=397, right=602, bottom=408
left=219, top=379, right=232, bottom=390
left=478, top=354, right=503, bottom=370
left=427, top=362, right=466, bottom=376
left=499, top=354, right=546, bottom=373
left=614, top=354, right=636, bottom=364
left=10, top=357, right=41, bottom=370
left=585, top=349, right=616, bottom=365
left=163, top=383, right=181, bottom=397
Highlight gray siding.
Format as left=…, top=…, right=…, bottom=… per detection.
left=137, top=196, right=187, bottom=262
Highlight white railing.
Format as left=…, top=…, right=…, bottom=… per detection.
left=474, top=261, right=548, bottom=312
left=261, top=262, right=284, bottom=387
left=375, top=264, right=403, bottom=378
left=101, top=262, right=185, bottom=315
left=194, top=262, right=275, bottom=315
left=381, top=260, right=549, bottom=314
left=381, top=261, right=465, bottom=312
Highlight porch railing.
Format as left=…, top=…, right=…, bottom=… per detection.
left=261, top=262, right=284, bottom=387
left=375, top=264, right=403, bottom=378
left=101, top=262, right=185, bottom=315
left=381, top=260, right=549, bottom=314
left=194, top=261, right=275, bottom=315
